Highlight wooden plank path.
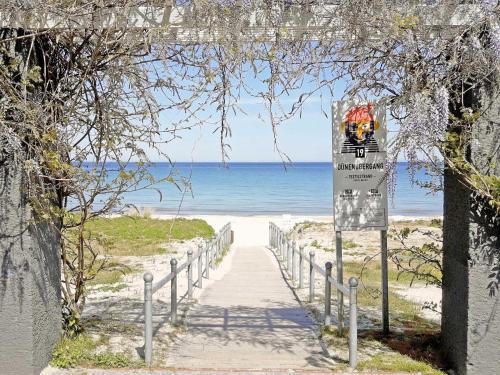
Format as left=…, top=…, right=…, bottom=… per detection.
left=164, top=245, right=334, bottom=371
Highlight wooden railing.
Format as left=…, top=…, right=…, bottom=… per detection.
left=142, top=223, right=232, bottom=366
left=269, top=222, right=359, bottom=369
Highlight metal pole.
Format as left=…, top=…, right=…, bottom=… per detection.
left=282, top=236, right=287, bottom=265
left=381, top=230, right=389, bottom=335
left=336, top=230, right=344, bottom=335
left=143, top=272, right=153, bottom=367
left=198, top=244, right=203, bottom=289
left=218, top=237, right=221, bottom=259
left=282, top=235, right=286, bottom=261
left=287, top=239, right=292, bottom=272
left=349, top=277, right=358, bottom=369
left=292, top=241, right=297, bottom=284
left=309, top=251, right=315, bottom=303
left=299, top=245, right=304, bottom=288
left=205, top=241, right=210, bottom=279
left=170, top=258, right=178, bottom=324
left=187, top=250, right=193, bottom=300
left=272, top=225, right=275, bottom=248
left=279, top=231, right=283, bottom=258
left=325, top=262, right=332, bottom=326
left=210, top=236, right=216, bottom=269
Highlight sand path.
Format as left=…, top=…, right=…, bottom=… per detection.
left=163, top=244, right=334, bottom=370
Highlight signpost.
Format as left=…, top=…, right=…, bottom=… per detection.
left=332, top=101, right=389, bottom=334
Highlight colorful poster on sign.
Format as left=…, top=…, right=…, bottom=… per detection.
left=332, top=101, right=388, bottom=231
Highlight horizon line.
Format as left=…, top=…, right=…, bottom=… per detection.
left=82, top=160, right=412, bottom=164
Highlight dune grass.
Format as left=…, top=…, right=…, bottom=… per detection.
left=320, top=326, right=444, bottom=375
left=84, top=216, right=214, bottom=256
left=51, top=334, right=144, bottom=369
left=342, top=261, right=426, bottom=321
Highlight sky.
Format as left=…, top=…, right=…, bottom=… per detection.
left=159, top=98, right=334, bottom=163
left=153, top=73, right=386, bottom=163
left=148, top=68, right=404, bottom=163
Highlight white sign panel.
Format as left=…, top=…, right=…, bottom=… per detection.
left=332, top=101, right=388, bottom=231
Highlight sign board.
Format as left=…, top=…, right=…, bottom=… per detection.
left=332, top=101, right=388, bottom=231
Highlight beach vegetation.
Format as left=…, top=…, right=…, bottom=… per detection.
left=388, top=227, right=443, bottom=288
left=50, top=334, right=144, bottom=369
left=393, top=219, right=443, bottom=229
left=83, top=216, right=214, bottom=257
left=342, top=240, right=359, bottom=249
left=310, top=240, right=322, bottom=249
left=88, top=260, right=138, bottom=287
left=357, top=352, right=445, bottom=375
left=343, top=261, right=424, bottom=321
left=320, top=326, right=444, bottom=374
left=215, top=245, right=231, bottom=267
left=293, top=221, right=316, bottom=232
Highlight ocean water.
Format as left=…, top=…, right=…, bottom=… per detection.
left=87, top=162, right=442, bottom=217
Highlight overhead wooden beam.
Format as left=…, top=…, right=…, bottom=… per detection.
left=0, top=2, right=486, bottom=42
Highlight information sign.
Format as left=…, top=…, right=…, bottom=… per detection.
left=332, top=101, right=388, bottom=230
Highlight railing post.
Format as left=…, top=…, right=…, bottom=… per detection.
left=349, top=277, right=359, bottom=369
left=281, top=235, right=285, bottom=263
left=205, top=240, right=210, bottom=279
left=381, top=230, right=389, bottom=335
left=287, top=239, right=292, bottom=271
left=325, top=262, right=332, bottom=326
left=336, top=231, right=344, bottom=335
left=187, top=250, right=193, bottom=300
left=198, top=244, right=203, bottom=289
left=170, top=258, right=178, bottom=324
left=309, top=251, right=315, bottom=303
left=143, top=272, right=153, bottom=367
left=282, top=235, right=286, bottom=262
left=299, top=245, right=304, bottom=288
left=278, top=231, right=282, bottom=257
left=292, top=241, right=297, bottom=284
left=210, top=236, right=216, bottom=269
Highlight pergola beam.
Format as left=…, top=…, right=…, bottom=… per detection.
left=0, top=2, right=483, bottom=42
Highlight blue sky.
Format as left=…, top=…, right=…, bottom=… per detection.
left=152, top=70, right=401, bottom=163
left=156, top=73, right=349, bottom=163
left=159, top=98, right=334, bottom=162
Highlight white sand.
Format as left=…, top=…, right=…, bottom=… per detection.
left=152, top=213, right=332, bottom=246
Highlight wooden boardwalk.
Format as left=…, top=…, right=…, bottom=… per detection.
left=164, top=245, right=333, bottom=371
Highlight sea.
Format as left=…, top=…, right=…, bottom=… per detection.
left=86, top=162, right=442, bottom=217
